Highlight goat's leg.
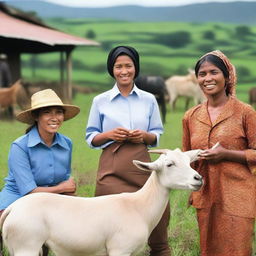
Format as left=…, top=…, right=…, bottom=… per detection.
left=41, top=245, right=49, bottom=256
left=168, top=94, right=175, bottom=111
left=4, top=239, right=42, bottom=256
left=10, top=248, right=41, bottom=256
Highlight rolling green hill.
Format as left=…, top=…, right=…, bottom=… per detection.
left=20, top=19, right=256, bottom=95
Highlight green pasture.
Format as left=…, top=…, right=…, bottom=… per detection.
left=1, top=87, right=256, bottom=255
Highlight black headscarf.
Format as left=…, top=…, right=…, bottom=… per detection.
left=107, top=46, right=140, bottom=78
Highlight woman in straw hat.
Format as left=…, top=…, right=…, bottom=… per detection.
left=0, top=89, right=80, bottom=255
left=182, top=50, right=256, bottom=255
left=86, top=46, right=170, bottom=256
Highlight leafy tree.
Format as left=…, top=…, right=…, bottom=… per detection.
left=101, top=41, right=112, bottom=51
left=235, top=25, right=252, bottom=39
left=85, top=29, right=96, bottom=39
left=156, top=31, right=192, bottom=48
left=236, top=65, right=251, bottom=82
left=202, top=31, right=215, bottom=40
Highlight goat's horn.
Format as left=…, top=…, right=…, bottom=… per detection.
left=148, top=149, right=169, bottom=154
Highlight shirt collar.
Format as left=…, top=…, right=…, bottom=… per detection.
left=109, top=83, right=140, bottom=101
left=196, top=97, right=235, bottom=127
left=27, top=126, right=69, bottom=150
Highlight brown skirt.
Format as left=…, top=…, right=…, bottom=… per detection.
left=95, top=142, right=151, bottom=196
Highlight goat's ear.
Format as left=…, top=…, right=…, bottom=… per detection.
left=133, top=160, right=158, bottom=172
left=148, top=149, right=169, bottom=154
left=184, top=149, right=202, bottom=163
left=174, top=148, right=182, bottom=152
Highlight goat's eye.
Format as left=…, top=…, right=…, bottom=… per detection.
left=167, top=163, right=173, bottom=167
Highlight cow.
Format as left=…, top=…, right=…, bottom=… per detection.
left=135, top=75, right=168, bottom=123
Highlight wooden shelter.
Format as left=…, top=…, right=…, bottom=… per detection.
left=0, top=3, right=100, bottom=102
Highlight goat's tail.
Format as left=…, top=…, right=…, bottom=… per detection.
left=0, top=206, right=12, bottom=230
left=0, top=208, right=9, bottom=255
left=0, top=206, right=12, bottom=255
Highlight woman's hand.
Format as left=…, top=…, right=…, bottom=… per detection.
left=92, top=128, right=156, bottom=146
left=58, top=177, right=76, bottom=194
left=127, top=129, right=145, bottom=144
left=199, top=142, right=247, bottom=164
left=199, top=143, right=227, bottom=163
left=30, top=177, right=77, bottom=195
left=107, top=127, right=130, bottom=142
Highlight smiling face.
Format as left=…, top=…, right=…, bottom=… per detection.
left=35, top=106, right=64, bottom=142
left=197, top=61, right=227, bottom=98
left=113, top=55, right=136, bottom=88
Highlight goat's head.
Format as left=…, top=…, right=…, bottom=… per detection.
left=133, top=148, right=203, bottom=191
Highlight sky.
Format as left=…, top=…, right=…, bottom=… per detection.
left=42, top=0, right=256, bottom=7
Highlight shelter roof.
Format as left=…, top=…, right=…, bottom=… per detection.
left=0, top=3, right=100, bottom=53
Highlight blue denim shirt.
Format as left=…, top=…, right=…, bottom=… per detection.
left=0, top=126, right=72, bottom=210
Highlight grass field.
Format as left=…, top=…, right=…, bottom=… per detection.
left=1, top=86, right=256, bottom=255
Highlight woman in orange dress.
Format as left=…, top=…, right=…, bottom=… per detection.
left=182, top=50, right=256, bottom=256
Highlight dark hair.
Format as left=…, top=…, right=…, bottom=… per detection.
left=195, top=54, right=229, bottom=79
left=107, top=45, right=140, bottom=78
left=25, top=109, right=40, bottom=134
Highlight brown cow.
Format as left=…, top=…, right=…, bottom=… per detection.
left=0, top=80, right=22, bottom=117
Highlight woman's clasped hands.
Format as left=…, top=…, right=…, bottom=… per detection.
left=109, top=127, right=145, bottom=144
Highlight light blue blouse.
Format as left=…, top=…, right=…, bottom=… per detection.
left=0, top=126, right=72, bottom=210
left=86, top=84, right=163, bottom=149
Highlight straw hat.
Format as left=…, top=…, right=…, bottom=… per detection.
left=16, top=89, right=80, bottom=124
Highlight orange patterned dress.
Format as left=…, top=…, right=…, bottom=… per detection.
left=182, top=97, right=256, bottom=256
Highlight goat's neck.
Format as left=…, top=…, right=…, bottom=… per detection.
left=133, top=171, right=169, bottom=232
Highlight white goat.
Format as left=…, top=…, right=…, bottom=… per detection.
left=0, top=148, right=203, bottom=256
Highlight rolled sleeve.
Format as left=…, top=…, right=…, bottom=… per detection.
left=66, top=141, right=72, bottom=179
left=148, top=97, right=163, bottom=147
left=148, top=131, right=160, bottom=147
left=86, top=98, right=104, bottom=149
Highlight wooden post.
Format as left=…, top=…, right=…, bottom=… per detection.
left=8, top=52, right=21, bottom=84
left=65, top=49, right=72, bottom=103
left=60, top=51, right=65, bottom=85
